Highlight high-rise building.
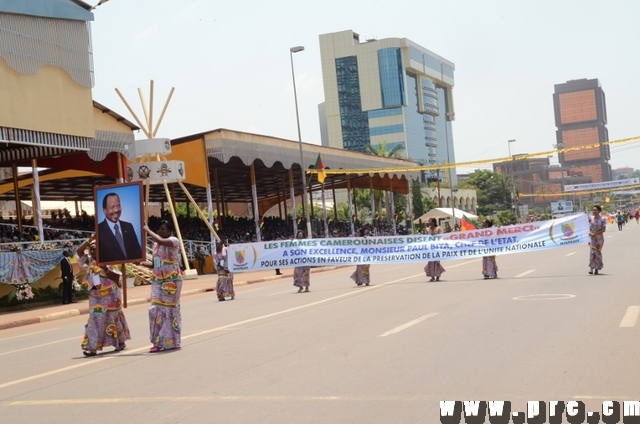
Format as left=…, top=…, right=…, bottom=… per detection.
left=319, top=30, right=456, bottom=184
left=552, top=78, right=611, bottom=183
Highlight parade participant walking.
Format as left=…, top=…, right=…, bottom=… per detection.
left=293, top=230, right=310, bottom=293
left=423, top=218, right=445, bottom=282
left=481, top=219, right=498, bottom=279
left=141, top=221, right=183, bottom=352
left=616, top=211, right=624, bottom=231
left=350, top=229, right=370, bottom=286
left=77, top=235, right=130, bottom=356
left=588, top=205, right=607, bottom=275
left=214, top=242, right=234, bottom=301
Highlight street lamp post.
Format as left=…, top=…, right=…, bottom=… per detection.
left=290, top=46, right=313, bottom=238
left=508, top=139, right=518, bottom=220
left=444, top=112, right=455, bottom=226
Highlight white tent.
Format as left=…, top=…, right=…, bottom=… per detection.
left=413, top=208, right=478, bottom=224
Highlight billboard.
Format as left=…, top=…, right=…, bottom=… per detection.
left=551, top=200, right=573, bottom=214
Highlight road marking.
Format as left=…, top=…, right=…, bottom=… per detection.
left=380, top=313, right=440, bottom=337
left=513, top=294, right=576, bottom=301
left=0, top=328, right=59, bottom=342
left=565, top=252, right=576, bottom=257
left=0, top=337, right=78, bottom=357
left=515, top=270, right=534, bottom=278
left=268, top=289, right=298, bottom=296
left=0, top=271, right=430, bottom=391
left=619, top=306, right=640, bottom=328
left=0, top=259, right=483, bottom=391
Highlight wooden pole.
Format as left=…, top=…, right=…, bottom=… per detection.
left=12, top=163, right=22, bottom=235
left=289, top=168, right=297, bottom=236
left=250, top=163, right=261, bottom=241
left=152, top=87, right=175, bottom=138
left=162, top=180, right=190, bottom=270
left=137, top=87, right=151, bottom=137
left=148, top=80, right=155, bottom=137
left=115, top=88, right=150, bottom=137
left=177, top=180, right=220, bottom=242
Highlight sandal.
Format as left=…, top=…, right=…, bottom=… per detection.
left=149, top=346, right=162, bottom=353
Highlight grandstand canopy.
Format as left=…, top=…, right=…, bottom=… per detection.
left=0, top=129, right=421, bottom=216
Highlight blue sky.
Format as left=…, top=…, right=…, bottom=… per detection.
left=89, top=0, right=640, bottom=174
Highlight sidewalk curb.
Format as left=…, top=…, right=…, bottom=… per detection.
left=0, top=266, right=346, bottom=329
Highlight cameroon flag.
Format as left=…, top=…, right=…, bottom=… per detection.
left=315, top=153, right=327, bottom=184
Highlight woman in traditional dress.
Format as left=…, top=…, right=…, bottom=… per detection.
left=481, top=219, right=498, bottom=279
left=589, top=205, right=607, bottom=275
left=423, top=218, right=445, bottom=282
left=350, top=229, right=370, bottom=286
left=142, top=220, right=183, bottom=352
left=293, top=230, right=310, bottom=293
left=214, top=242, right=234, bottom=301
left=78, top=234, right=130, bottom=356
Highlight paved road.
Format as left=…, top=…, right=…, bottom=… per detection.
left=0, top=221, right=638, bottom=423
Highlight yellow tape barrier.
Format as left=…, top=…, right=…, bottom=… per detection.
left=307, top=135, right=640, bottom=176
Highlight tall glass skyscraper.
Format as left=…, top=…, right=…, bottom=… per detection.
left=319, top=30, right=456, bottom=184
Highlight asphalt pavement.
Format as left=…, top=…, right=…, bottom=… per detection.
left=0, top=266, right=340, bottom=331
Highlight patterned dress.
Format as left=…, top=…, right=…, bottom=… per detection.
left=149, top=237, right=183, bottom=350
left=589, top=215, right=607, bottom=271
left=482, top=256, right=498, bottom=279
left=80, top=257, right=130, bottom=353
left=293, top=266, right=310, bottom=289
left=214, top=252, right=235, bottom=300
left=350, top=265, right=370, bottom=286
left=423, top=226, right=445, bottom=279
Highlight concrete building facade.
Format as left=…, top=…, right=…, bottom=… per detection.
left=553, top=78, right=612, bottom=183
left=319, top=30, right=457, bottom=185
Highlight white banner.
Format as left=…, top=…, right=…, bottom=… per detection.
left=564, top=177, right=639, bottom=192
left=228, top=214, right=589, bottom=273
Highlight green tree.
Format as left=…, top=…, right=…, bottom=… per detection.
left=365, top=141, right=405, bottom=221
left=422, top=194, right=438, bottom=213
left=411, top=179, right=424, bottom=219
left=336, top=202, right=351, bottom=221
left=465, top=170, right=515, bottom=216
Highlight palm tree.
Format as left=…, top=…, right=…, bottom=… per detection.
left=364, top=141, right=405, bottom=222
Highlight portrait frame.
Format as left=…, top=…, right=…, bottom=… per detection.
left=93, top=181, right=145, bottom=265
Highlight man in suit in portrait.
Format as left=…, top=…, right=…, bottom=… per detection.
left=97, top=192, right=143, bottom=263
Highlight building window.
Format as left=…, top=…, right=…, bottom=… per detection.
left=336, top=56, right=369, bottom=152
left=378, top=48, right=405, bottom=108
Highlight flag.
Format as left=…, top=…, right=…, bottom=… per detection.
left=315, top=153, right=327, bottom=184
left=460, top=216, right=476, bottom=231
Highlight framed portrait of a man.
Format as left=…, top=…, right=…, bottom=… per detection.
left=94, top=181, right=145, bottom=265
